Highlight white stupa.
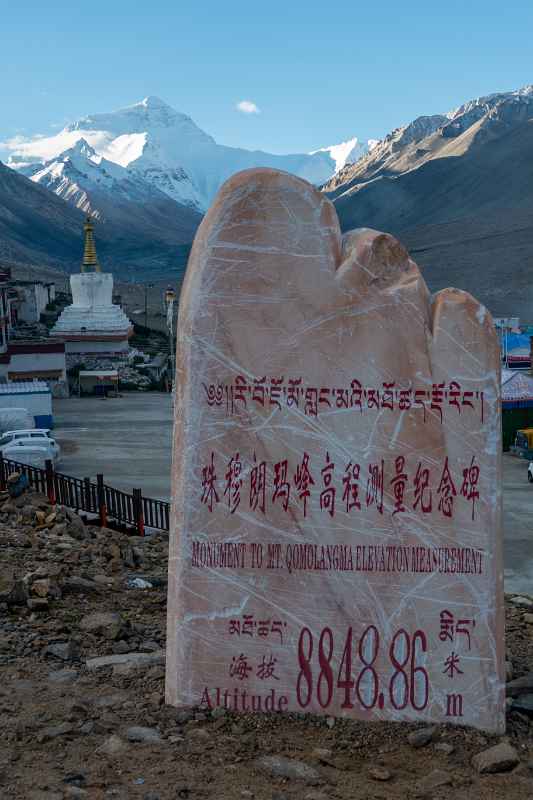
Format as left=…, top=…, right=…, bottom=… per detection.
left=51, top=217, right=133, bottom=357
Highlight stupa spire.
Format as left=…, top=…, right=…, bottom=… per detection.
left=81, top=215, right=101, bottom=273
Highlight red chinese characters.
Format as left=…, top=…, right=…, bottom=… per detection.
left=413, top=462, right=432, bottom=514
left=224, top=453, right=242, bottom=513
left=390, top=456, right=407, bottom=515
left=461, top=456, right=480, bottom=521
left=320, top=452, right=336, bottom=517
left=342, top=462, right=361, bottom=513
left=437, top=458, right=457, bottom=518
left=201, top=452, right=219, bottom=512
left=294, top=453, right=315, bottom=517
left=272, top=459, right=290, bottom=512
left=366, top=461, right=384, bottom=515
left=250, top=453, right=266, bottom=514
left=200, top=452, right=482, bottom=521
left=228, top=653, right=280, bottom=681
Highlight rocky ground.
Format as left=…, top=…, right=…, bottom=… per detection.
left=1, top=485, right=532, bottom=800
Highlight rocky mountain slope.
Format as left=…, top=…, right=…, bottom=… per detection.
left=0, top=159, right=85, bottom=271
left=325, top=86, right=533, bottom=318
left=0, top=158, right=201, bottom=280
left=7, top=96, right=367, bottom=213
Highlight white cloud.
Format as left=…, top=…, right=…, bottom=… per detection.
left=236, top=100, right=260, bottom=115
left=0, top=132, right=49, bottom=150
left=0, top=134, right=31, bottom=149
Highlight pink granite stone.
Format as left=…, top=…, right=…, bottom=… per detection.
left=165, top=168, right=504, bottom=732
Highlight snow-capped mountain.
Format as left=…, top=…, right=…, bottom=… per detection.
left=19, top=137, right=197, bottom=223
left=22, top=138, right=128, bottom=217
left=7, top=96, right=367, bottom=213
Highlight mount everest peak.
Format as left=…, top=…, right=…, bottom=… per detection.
left=6, top=97, right=367, bottom=214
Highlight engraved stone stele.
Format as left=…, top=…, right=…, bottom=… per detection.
left=165, top=168, right=504, bottom=732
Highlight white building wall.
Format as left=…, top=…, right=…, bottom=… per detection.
left=0, top=384, right=53, bottom=425
left=8, top=351, right=67, bottom=381
left=13, top=283, right=56, bottom=323
left=36, top=283, right=51, bottom=316
left=17, top=286, right=38, bottom=323
left=65, top=339, right=130, bottom=355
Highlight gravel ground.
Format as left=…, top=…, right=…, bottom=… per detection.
left=0, top=484, right=532, bottom=800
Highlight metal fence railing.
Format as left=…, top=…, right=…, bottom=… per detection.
left=0, top=453, right=170, bottom=535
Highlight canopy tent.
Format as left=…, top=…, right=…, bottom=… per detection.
left=78, top=369, right=119, bottom=397
left=501, top=332, right=531, bottom=368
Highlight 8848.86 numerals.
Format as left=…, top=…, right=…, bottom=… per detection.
left=296, top=625, right=429, bottom=712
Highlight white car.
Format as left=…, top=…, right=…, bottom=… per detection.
left=2, top=444, right=50, bottom=469
left=528, top=462, right=533, bottom=483
left=0, top=429, right=60, bottom=462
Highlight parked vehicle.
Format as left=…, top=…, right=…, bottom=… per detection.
left=516, top=428, right=533, bottom=451
left=2, top=444, right=50, bottom=469
left=0, top=429, right=60, bottom=461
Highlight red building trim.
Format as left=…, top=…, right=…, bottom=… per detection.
left=50, top=329, right=133, bottom=342
left=9, top=341, right=66, bottom=355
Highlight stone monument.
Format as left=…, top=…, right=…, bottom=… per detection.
left=166, top=169, right=504, bottom=732
left=50, top=217, right=132, bottom=358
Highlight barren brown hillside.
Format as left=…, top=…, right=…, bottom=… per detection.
left=326, top=88, right=533, bottom=319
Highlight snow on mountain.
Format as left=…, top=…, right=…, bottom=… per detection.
left=440, top=85, right=533, bottom=139
left=309, top=137, right=369, bottom=173
left=6, top=97, right=362, bottom=212
left=322, top=82, right=533, bottom=204
left=447, top=84, right=533, bottom=122
left=19, top=138, right=142, bottom=218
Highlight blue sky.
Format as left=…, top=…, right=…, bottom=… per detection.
left=1, top=0, right=532, bottom=154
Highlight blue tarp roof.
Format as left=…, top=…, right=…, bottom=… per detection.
left=502, top=333, right=530, bottom=352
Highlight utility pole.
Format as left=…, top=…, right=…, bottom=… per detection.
left=144, top=283, right=154, bottom=330
left=164, top=286, right=176, bottom=392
